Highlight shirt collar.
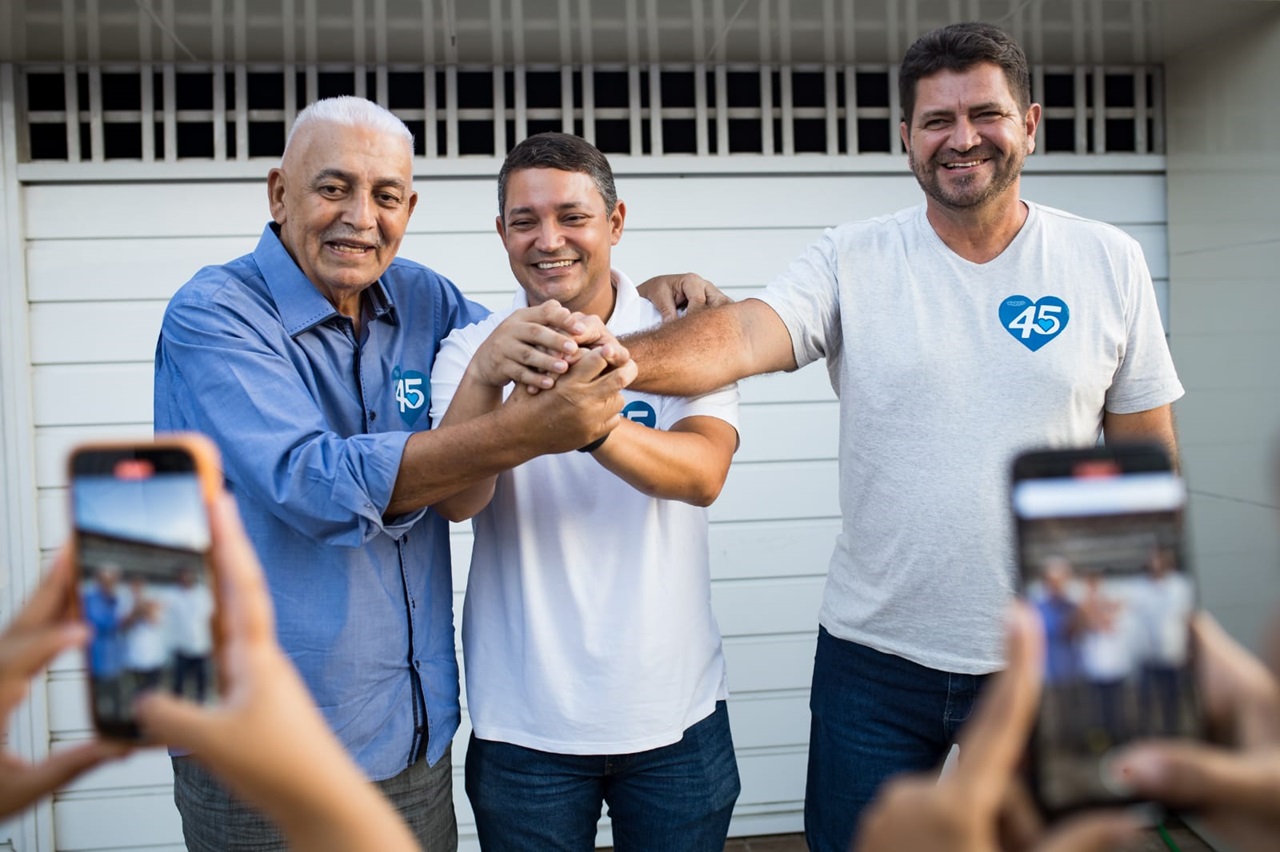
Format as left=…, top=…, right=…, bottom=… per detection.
left=508, top=268, right=636, bottom=329
left=254, top=223, right=399, bottom=337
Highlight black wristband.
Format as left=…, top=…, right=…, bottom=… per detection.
left=577, top=433, right=610, bottom=453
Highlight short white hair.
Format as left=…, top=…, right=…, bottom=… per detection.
left=284, top=96, right=414, bottom=157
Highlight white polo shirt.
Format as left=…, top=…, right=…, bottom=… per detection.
left=430, top=270, right=739, bottom=754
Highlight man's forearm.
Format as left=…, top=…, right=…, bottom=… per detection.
left=626, top=299, right=797, bottom=396
left=589, top=416, right=737, bottom=507
left=1102, top=404, right=1179, bottom=469
left=386, top=403, right=560, bottom=516
left=389, top=350, right=634, bottom=516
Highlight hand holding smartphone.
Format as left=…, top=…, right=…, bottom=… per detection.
left=1011, top=444, right=1202, bottom=817
left=68, top=436, right=222, bottom=740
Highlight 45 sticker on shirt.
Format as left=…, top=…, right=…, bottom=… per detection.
left=392, top=366, right=429, bottom=426
left=999, top=295, right=1070, bottom=352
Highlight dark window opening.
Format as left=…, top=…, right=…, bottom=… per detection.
left=793, top=118, right=827, bottom=153
left=526, top=71, right=562, bottom=109
left=247, top=72, right=284, bottom=110
left=856, top=117, right=890, bottom=153
left=662, top=118, right=697, bottom=153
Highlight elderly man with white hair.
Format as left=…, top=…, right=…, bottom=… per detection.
left=154, top=96, right=688, bottom=851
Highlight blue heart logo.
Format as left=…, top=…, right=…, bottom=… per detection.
left=999, top=295, right=1070, bottom=352
left=392, top=367, right=429, bottom=426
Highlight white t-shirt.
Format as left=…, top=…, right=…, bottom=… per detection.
left=430, top=270, right=740, bottom=754
left=1133, top=573, right=1194, bottom=666
left=166, top=584, right=213, bottom=656
left=756, top=201, right=1185, bottom=674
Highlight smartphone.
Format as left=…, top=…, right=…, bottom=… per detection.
left=67, top=436, right=222, bottom=740
left=1011, top=444, right=1200, bottom=817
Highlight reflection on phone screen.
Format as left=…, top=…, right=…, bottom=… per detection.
left=72, top=452, right=216, bottom=734
left=1013, top=467, right=1196, bottom=813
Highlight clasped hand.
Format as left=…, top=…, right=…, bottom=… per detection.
left=468, top=300, right=632, bottom=394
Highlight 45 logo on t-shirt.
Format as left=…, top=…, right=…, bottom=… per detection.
left=392, top=366, right=429, bottom=426
left=999, top=295, right=1070, bottom=352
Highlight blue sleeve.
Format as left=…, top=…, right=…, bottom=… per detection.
left=154, top=278, right=414, bottom=548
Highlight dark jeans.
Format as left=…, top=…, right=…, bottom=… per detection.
left=173, top=744, right=457, bottom=851
left=805, top=627, right=989, bottom=852
left=172, top=652, right=209, bottom=702
left=465, top=700, right=740, bottom=852
left=1140, top=663, right=1185, bottom=736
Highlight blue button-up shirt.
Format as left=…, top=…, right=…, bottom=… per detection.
left=154, top=224, right=487, bottom=779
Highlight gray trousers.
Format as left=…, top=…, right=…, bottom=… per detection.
left=172, top=745, right=456, bottom=851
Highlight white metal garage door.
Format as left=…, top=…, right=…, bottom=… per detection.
left=0, top=2, right=1170, bottom=847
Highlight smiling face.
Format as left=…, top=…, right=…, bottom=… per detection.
left=497, top=167, right=625, bottom=319
left=901, top=61, right=1039, bottom=215
left=267, top=121, right=417, bottom=319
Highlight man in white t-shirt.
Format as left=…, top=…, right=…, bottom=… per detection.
left=429, top=132, right=740, bottom=851
left=167, top=567, right=214, bottom=703
left=620, top=22, right=1184, bottom=851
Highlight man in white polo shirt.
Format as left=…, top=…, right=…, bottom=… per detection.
left=429, top=132, right=741, bottom=851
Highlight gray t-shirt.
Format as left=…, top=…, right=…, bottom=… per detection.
left=756, top=201, right=1184, bottom=674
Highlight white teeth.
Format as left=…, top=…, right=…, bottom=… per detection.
left=536, top=260, right=575, bottom=269
left=945, top=160, right=983, bottom=169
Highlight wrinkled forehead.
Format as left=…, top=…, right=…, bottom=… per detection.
left=287, top=120, right=414, bottom=180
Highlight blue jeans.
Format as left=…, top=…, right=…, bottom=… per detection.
left=804, top=628, right=990, bottom=852
left=465, top=700, right=740, bottom=852
left=173, top=744, right=457, bottom=851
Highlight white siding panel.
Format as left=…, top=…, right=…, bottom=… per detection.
left=738, top=364, right=836, bottom=405
left=25, top=183, right=265, bottom=240
left=37, top=491, right=68, bottom=553
left=26, top=237, right=257, bottom=303
left=56, top=749, right=173, bottom=795
left=726, top=693, right=810, bottom=749
left=736, top=749, right=808, bottom=808
left=35, top=425, right=152, bottom=490
left=46, top=675, right=91, bottom=734
left=721, top=635, right=816, bottom=693
left=711, top=461, right=840, bottom=523
left=31, top=364, right=152, bottom=426
left=29, top=302, right=166, bottom=365
left=713, top=578, right=825, bottom=638
left=736, top=402, right=838, bottom=463
left=52, top=793, right=182, bottom=851
left=22, top=173, right=1167, bottom=244
left=709, top=519, right=840, bottom=580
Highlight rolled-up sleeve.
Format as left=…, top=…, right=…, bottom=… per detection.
left=155, top=279, right=418, bottom=548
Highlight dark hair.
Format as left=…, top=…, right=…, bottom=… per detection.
left=497, top=132, right=618, bottom=217
left=898, top=22, right=1030, bottom=127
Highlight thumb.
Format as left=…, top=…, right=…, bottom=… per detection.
left=1110, top=741, right=1280, bottom=815
left=133, top=692, right=220, bottom=754
left=607, top=357, right=638, bottom=389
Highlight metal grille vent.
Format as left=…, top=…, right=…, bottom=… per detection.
left=19, top=61, right=1160, bottom=162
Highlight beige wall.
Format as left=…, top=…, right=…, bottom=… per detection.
left=1165, top=9, right=1280, bottom=649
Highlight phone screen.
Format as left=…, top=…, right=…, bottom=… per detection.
left=1011, top=447, right=1198, bottom=815
left=70, top=446, right=216, bottom=738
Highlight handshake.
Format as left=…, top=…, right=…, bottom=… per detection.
left=461, top=300, right=639, bottom=455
